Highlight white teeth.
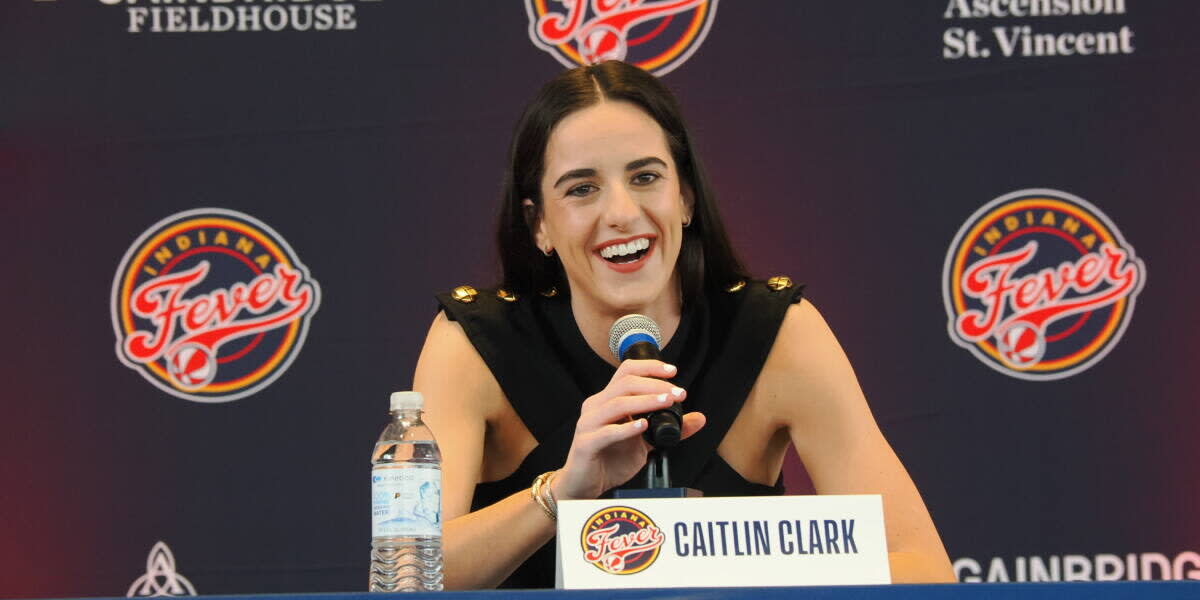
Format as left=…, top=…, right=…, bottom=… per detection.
left=600, top=238, right=651, bottom=259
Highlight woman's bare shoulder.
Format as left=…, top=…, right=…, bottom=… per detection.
left=417, top=306, right=547, bottom=493
left=413, top=311, right=505, bottom=421
left=757, top=298, right=875, bottom=442
left=763, top=298, right=855, bottom=386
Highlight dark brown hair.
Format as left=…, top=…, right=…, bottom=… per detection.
left=497, top=61, right=746, bottom=304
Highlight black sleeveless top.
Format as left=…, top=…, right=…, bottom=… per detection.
left=435, top=279, right=805, bottom=589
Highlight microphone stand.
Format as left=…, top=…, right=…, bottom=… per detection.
left=613, top=448, right=701, bottom=499
left=646, top=449, right=670, bottom=489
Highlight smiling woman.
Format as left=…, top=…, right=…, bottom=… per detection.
left=413, top=60, right=955, bottom=589
left=528, top=100, right=692, bottom=336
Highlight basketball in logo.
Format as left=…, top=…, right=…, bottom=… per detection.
left=942, top=189, right=1145, bottom=381
left=524, top=0, right=718, bottom=76
left=111, top=208, right=321, bottom=402
left=580, top=506, right=665, bottom=575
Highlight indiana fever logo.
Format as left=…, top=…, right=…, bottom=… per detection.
left=942, top=189, right=1145, bottom=381
left=525, top=0, right=718, bottom=76
left=580, top=506, right=665, bottom=575
left=111, top=208, right=320, bottom=402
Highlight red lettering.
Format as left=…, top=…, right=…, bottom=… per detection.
left=184, top=295, right=213, bottom=331
left=957, top=242, right=1035, bottom=339
left=1040, top=264, right=1071, bottom=304
left=583, top=523, right=665, bottom=572
left=534, top=0, right=704, bottom=59
left=1076, top=253, right=1103, bottom=290
left=248, top=274, right=278, bottom=311
left=955, top=243, right=1140, bottom=345
left=122, top=261, right=313, bottom=364
left=536, top=0, right=586, bottom=43
left=126, top=262, right=209, bottom=360
left=1015, top=278, right=1039, bottom=310
left=278, top=264, right=306, bottom=304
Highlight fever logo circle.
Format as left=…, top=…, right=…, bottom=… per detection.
left=580, top=506, right=665, bottom=575
left=111, top=208, right=321, bottom=403
left=525, top=0, right=718, bottom=76
left=942, top=189, right=1145, bottom=380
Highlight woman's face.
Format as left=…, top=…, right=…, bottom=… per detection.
left=533, top=100, right=692, bottom=316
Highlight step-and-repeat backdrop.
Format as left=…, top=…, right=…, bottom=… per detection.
left=4, top=1, right=1199, bottom=596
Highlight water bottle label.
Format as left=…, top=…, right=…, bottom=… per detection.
left=372, top=466, right=441, bottom=538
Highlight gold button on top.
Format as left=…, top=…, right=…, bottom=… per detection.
left=539, top=286, right=559, bottom=298
left=725, top=280, right=746, bottom=293
left=451, top=285, right=478, bottom=303
left=496, top=288, right=518, bottom=303
left=766, top=276, right=793, bottom=291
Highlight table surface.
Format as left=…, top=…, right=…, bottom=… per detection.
left=38, top=581, right=1200, bottom=600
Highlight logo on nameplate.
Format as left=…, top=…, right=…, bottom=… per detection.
left=580, top=506, right=665, bottom=574
left=942, top=189, right=1145, bottom=380
left=524, top=0, right=719, bottom=76
left=112, top=208, right=321, bottom=402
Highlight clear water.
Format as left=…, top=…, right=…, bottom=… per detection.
left=369, top=534, right=443, bottom=592
left=371, top=427, right=443, bottom=592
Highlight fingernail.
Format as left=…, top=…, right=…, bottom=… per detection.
left=671, top=387, right=684, bottom=397
left=635, top=419, right=646, bottom=429
left=663, top=364, right=677, bottom=374
left=657, top=393, right=668, bottom=403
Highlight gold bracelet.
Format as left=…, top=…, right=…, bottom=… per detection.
left=532, top=472, right=555, bottom=520
left=541, top=470, right=559, bottom=515
left=531, top=471, right=557, bottom=521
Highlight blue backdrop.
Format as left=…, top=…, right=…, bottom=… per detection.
left=3, top=1, right=1199, bottom=596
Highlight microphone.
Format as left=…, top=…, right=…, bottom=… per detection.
left=608, top=314, right=682, bottom=448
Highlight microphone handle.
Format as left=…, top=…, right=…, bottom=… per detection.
left=623, top=341, right=682, bottom=448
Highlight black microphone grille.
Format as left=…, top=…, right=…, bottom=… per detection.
left=608, top=314, right=663, bottom=362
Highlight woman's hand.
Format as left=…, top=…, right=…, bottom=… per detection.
left=551, top=359, right=706, bottom=501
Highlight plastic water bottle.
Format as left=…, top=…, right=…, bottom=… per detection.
left=370, top=391, right=443, bottom=592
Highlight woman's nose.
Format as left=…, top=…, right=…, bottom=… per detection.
left=604, top=184, right=640, bottom=230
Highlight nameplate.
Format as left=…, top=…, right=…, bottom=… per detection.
left=555, top=495, right=889, bottom=589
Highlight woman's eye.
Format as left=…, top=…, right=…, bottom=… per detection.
left=632, top=172, right=661, bottom=185
left=567, top=183, right=597, bottom=197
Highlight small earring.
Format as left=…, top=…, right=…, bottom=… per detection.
left=542, top=247, right=554, bottom=257
left=682, top=217, right=692, bottom=228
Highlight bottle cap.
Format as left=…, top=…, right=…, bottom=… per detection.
left=390, top=391, right=424, bottom=411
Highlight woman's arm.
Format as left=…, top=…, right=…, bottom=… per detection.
left=414, top=312, right=556, bottom=589
left=414, top=311, right=704, bottom=589
left=762, top=300, right=955, bottom=583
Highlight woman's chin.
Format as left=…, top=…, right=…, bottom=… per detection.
left=571, top=257, right=677, bottom=316
left=592, top=279, right=672, bottom=315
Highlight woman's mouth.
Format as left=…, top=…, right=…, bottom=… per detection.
left=595, top=236, right=655, bottom=272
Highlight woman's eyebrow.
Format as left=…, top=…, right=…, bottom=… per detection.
left=552, top=156, right=666, bottom=188
left=626, top=156, right=667, bottom=171
left=553, top=168, right=596, bottom=189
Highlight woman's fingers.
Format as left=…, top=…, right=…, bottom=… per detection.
left=680, top=411, right=706, bottom=440
left=583, top=375, right=682, bottom=407
left=559, top=360, right=685, bottom=499
left=580, top=374, right=675, bottom=413
left=595, top=418, right=649, bottom=446
left=578, top=360, right=678, bottom=413
left=579, top=390, right=686, bottom=431
left=615, top=359, right=678, bottom=379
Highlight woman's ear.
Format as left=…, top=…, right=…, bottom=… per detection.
left=681, top=184, right=696, bottom=227
left=522, top=198, right=551, bottom=254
